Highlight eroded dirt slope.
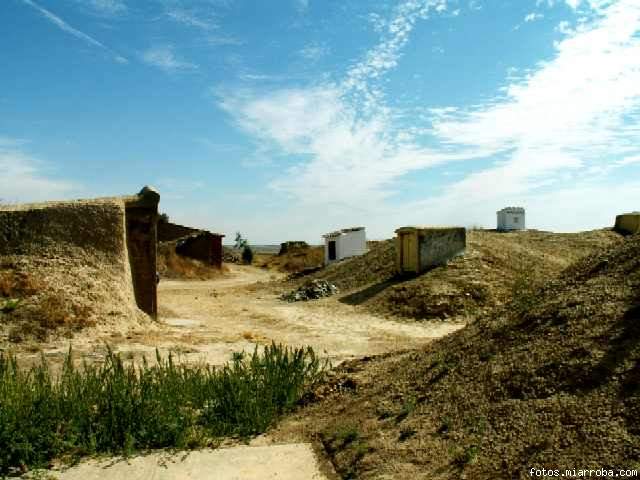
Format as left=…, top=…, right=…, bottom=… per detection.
left=271, top=233, right=640, bottom=479
left=295, top=229, right=623, bottom=322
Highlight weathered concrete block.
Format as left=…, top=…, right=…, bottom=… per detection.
left=614, top=212, right=640, bottom=235
left=395, top=226, right=466, bottom=275
left=176, top=232, right=224, bottom=268
left=157, top=221, right=201, bottom=242
left=0, top=186, right=160, bottom=320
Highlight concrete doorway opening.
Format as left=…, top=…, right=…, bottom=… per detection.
left=328, top=241, right=336, bottom=261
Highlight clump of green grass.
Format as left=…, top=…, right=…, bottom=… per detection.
left=0, top=343, right=327, bottom=475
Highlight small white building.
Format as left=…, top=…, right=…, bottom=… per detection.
left=322, top=227, right=367, bottom=265
left=497, top=207, right=526, bottom=231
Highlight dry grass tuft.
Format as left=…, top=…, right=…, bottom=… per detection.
left=157, top=242, right=228, bottom=280
left=0, top=271, right=42, bottom=298
left=253, top=246, right=324, bottom=273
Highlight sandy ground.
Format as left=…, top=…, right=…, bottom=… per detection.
left=14, top=264, right=463, bottom=479
left=152, top=265, right=463, bottom=367
left=40, top=443, right=330, bottom=480
left=14, top=264, right=461, bottom=368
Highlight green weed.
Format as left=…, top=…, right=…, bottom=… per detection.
left=0, top=342, right=327, bottom=475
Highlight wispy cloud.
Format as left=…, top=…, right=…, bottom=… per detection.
left=524, top=12, right=544, bottom=22
left=298, top=43, right=329, bottom=61
left=220, top=0, right=455, bottom=207
left=0, top=138, right=78, bottom=203
left=294, top=0, right=309, bottom=13
left=141, top=45, right=198, bottom=72
left=73, top=0, right=127, bottom=17
left=166, top=7, right=217, bottom=30
left=206, top=35, right=244, bottom=46
left=430, top=0, right=640, bottom=199
left=20, top=0, right=127, bottom=63
left=218, top=0, right=640, bottom=237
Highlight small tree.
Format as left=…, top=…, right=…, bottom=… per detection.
left=242, top=245, right=254, bottom=265
left=235, top=232, right=253, bottom=264
left=234, top=232, right=248, bottom=249
left=158, top=212, right=170, bottom=223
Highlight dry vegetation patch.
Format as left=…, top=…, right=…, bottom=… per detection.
left=157, top=241, right=228, bottom=280
left=253, top=245, right=324, bottom=273
left=273, top=233, right=640, bottom=479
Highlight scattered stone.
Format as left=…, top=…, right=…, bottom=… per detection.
left=280, top=279, right=339, bottom=302
left=222, top=247, right=241, bottom=264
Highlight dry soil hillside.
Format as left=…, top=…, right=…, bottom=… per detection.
left=297, top=229, right=622, bottom=322
left=272, top=233, right=640, bottom=479
left=253, top=246, right=324, bottom=273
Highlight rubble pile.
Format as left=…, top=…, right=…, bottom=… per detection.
left=222, top=247, right=241, bottom=264
left=280, top=279, right=339, bottom=302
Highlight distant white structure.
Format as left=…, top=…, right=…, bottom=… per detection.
left=497, top=207, right=526, bottom=231
left=322, top=227, right=367, bottom=265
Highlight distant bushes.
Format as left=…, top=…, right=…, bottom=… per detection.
left=0, top=343, right=327, bottom=475
left=242, top=245, right=254, bottom=264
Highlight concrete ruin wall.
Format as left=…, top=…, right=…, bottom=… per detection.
left=175, top=232, right=224, bottom=268
left=0, top=187, right=160, bottom=322
left=124, top=188, right=160, bottom=318
left=157, top=221, right=201, bottom=242
left=396, top=227, right=466, bottom=275
left=158, top=221, right=224, bottom=269
left=614, top=212, right=640, bottom=235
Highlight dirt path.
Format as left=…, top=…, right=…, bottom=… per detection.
left=16, top=265, right=463, bottom=480
left=45, top=443, right=332, bottom=480
left=152, top=264, right=463, bottom=366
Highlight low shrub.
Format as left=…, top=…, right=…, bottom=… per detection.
left=242, top=245, right=254, bottom=265
left=0, top=343, right=327, bottom=475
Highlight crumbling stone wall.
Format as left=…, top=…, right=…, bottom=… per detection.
left=157, top=221, right=200, bottom=242
left=175, top=232, right=224, bottom=268
left=124, top=187, right=160, bottom=318
left=0, top=186, right=160, bottom=321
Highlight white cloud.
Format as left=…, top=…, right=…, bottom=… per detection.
left=616, top=155, right=640, bottom=166
left=206, top=35, right=244, bottom=46
left=343, top=0, right=447, bottom=111
left=294, top=0, right=309, bottom=13
left=524, top=12, right=544, bottom=22
left=217, top=0, right=640, bottom=240
left=75, top=0, right=127, bottom=16
left=167, top=8, right=217, bottom=30
left=298, top=43, right=329, bottom=61
left=141, top=45, right=198, bottom=72
left=20, top=0, right=127, bottom=63
left=431, top=0, right=640, bottom=198
left=0, top=140, right=78, bottom=203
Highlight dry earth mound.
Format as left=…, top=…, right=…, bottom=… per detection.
left=302, top=230, right=621, bottom=322
left=0, top=200, right=148, bottom=342
left=302, top=240, right=396, bottom=290
left=254, top=245, right=324, bottom=273
left=275, top=233, right=640, bottom=479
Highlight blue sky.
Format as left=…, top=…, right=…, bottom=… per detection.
left=1, top=0, right=639, bottom=243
